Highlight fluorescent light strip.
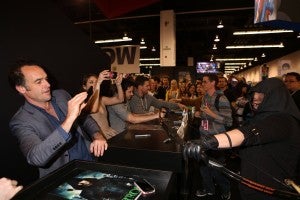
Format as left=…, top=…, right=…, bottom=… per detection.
left=216, top=58, right=254, bottom=61
left=139, top=63, right=160, bottom=66
left=140, top=58, right=160, bottom=61
left=233, top=29, right=293, bottom=35
left=225, top=66, right=241, bottom=68
left=224, top=62, right=246, bottom=65
left=226, top=43, right=284, bottom=49
left=140, top=46, right=147, bottom=49
left=95, top=38, right=132, bottom=44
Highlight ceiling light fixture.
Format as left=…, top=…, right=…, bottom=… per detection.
left=297, top=33, right=300, bottom=38
left=226, top=43, right=284, bottom=49
left=254, top=57, right=258, bottom=61
left=216, top=58, right=254, bottom=61
left=140, top=58, right=160, bottom=61
left=151, top=46, right=156, bottom=52
left=214, top=35, right=220, bottom=42
left=95, top=33, right=132, bottom=44
left=140, top=38, right=145, bottom=45
left=140, top=46, right=147, bottom=49
left=122, top=32, right=129, bottom=39
left=225, top=66, right=241, bottom=69
left=261, top=53, right=266, bottom=57
left=233, top=29, right=293, bottom=35
left=217, top=20, right=224, bottom=29
left=213, top=44, right=217, bottom=49
left=225, top=62, right=246, bottom=65
left=95, top=38, right=132, bottom=44
left=140, top=63, right=160, bottom=66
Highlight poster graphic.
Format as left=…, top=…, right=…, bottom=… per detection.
left=46, top=170, right=141, bottom=200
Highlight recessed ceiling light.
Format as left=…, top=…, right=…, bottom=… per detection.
left=214, top=35, right=220, bottom=42
left=217, top=20, right=224, bottom=29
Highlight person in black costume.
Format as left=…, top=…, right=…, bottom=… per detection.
left=184, top=77, right=300, bottom=200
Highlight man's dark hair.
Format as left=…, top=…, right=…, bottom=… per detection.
left=121, top=78, right=135, bottom=91
left=203, top=74, right=219, bottom=89
left=134, top=75, right=149, bottom=87
left=286, top=72, right=300, bottom=81
left=151, top=76, right=160, bottom=83
left=8, top=59, right=42, bottom=90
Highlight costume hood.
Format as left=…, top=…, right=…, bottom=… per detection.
left=250, top=77, right=300, bottom=121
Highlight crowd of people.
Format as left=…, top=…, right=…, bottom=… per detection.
left=2, top=58, right=300, bottom=200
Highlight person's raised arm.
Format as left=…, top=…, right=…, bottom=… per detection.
left=183, top=129, right=245, bottom=162
left=102, top=74, right=124, bottom=106
left=90, top=70, right=110, bottom=113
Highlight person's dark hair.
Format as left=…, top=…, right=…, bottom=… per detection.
left=121, top=78, right=135, bottom=91
left=152, top=76, right=160, bottom=83
left=134, top=75, right=149, bottom=87
left=100, top=80, right=116, bottom=97
left=218, top=76, right=228, bottom=84
left=82, top=73, right=97, bottom=87
left=286, top=72, right=300, bottom=81
left=203, top=74, right=219, bottom=89
left=8, top=59, right=43, bottom=90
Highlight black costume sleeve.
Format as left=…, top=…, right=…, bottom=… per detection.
left=238, top=113, right=297, bottom=146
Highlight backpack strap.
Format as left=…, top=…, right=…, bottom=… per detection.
left=214, top=94, right=222, bottom=112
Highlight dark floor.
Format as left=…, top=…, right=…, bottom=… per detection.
left=182, top=151, right=242, bottom=200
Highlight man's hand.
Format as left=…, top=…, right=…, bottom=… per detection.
left=97, top=70, right=110, bottom=84
left=177, top=103, right=188, bottom=110
left=90, top=133, right=108, bottom=157
left=0, top=177, right=23, bottom=200
left=115, top=73, right=123, bottom=86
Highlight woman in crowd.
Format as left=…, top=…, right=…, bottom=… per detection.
left=82, top=70, right=124, bottom=139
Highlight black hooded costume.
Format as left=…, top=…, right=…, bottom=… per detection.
left=237, top=78, right=300, bottom=200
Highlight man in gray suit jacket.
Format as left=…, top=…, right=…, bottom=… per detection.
left=8, top=60, right=108, bottom=178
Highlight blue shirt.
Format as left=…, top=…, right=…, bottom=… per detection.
left=32, top=98, right=93, bottom=161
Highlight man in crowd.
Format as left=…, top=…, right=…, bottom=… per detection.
left=8, top=60, right=108, bottom=178
left=155, top=76, right=169, bottom=100
left=195, top=74, right=232, bottom=199
left=107, top=78, right=166, bottom=134
left=129, top=75, right=186, bottom=114
left=284, top=72, right=300, bottom=110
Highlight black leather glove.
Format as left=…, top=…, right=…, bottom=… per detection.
left=183, top=134, right=219, bottom=164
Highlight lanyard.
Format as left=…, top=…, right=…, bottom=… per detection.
left=140, top=97, right=147, bottom=111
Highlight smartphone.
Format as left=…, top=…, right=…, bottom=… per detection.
left=84, top=86, right=93, bottom=103
left=134, top=179, right=155, bottom=195
left=109, top=71, right=118, bottom=79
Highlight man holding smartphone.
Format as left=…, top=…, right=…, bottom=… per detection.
left=8, top=59, right=108, bottom=178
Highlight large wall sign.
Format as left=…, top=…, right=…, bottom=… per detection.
left=102, top=45, right=140, bottom=73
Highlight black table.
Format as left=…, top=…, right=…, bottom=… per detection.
left=99, top=115, right=185, bottom=173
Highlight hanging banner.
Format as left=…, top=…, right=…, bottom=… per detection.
left=102, top=45, right=140, bottom=73
left=160, top=10, right=176, bottom=67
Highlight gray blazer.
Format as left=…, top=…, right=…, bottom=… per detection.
left=9, top=89, right=100, bottom=177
